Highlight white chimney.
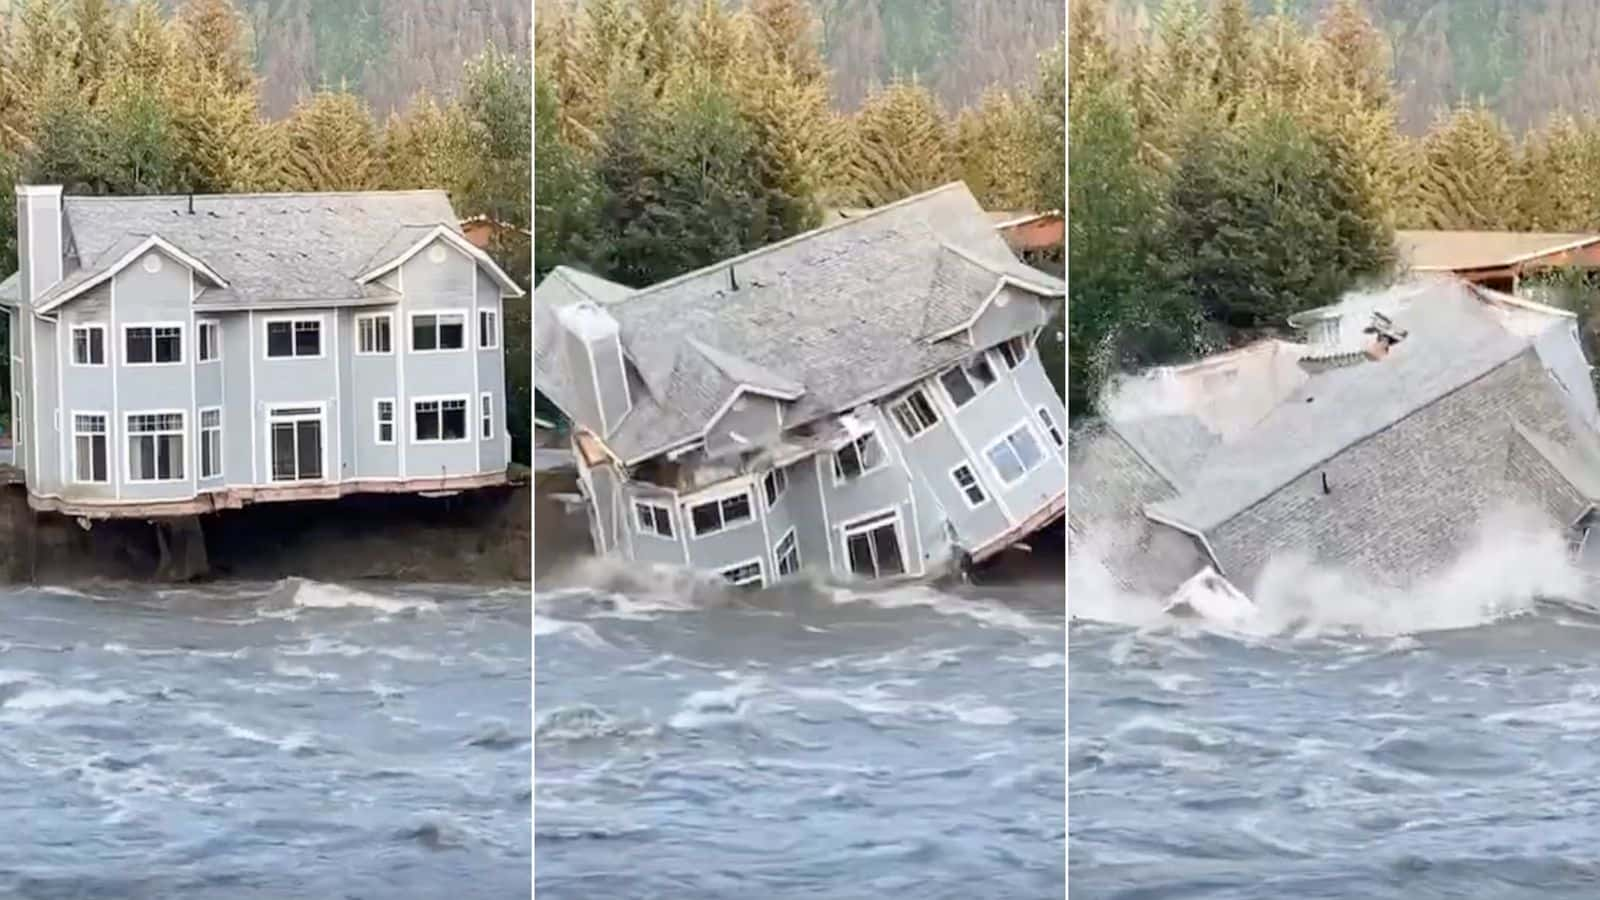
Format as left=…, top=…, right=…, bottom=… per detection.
left=15, top=185, right=64, bottom=305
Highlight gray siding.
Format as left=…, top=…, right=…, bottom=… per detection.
left=58, top=285, right=115, bottom=500
left=347, top=307, right=401, bottom=479
left=785, top=458, right=831, bottom=577
left=113, top=251, right=195, bottom=502
left=254, top=310, right=337, bottom=485
left=969, top=286, right=1050, bottom=350
left=882, top=380, right=1010, bottom=553
left=621, top=485, right=687, bottom=567
left=223, top=312, right=255, bottom=484
left=943, top=349, right=1064, bottom=533
left=399, top=239, right=478, bottom=478
left=679, top=479, right=771, bottom=579
left=1208, top=351, right=1575, bottom=592
left=477, top=271, right=508, bottom=473
left=818, top=406, right=922, bottom=578
left=705, top=393, right=782, bottom=459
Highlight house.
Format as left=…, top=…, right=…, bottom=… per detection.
left=1071, top=276, right=1600, bottom=599
left=534, top=182, right=1067, bottom=587
left=1398, top=230, right=1600, bottom=294
left=0, top=185, right=524, bottom=519
left=992, top=211, right=1064, bottom=257
left=461, top=216, right=531, bottom=251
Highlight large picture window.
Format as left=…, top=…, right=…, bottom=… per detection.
left=127, top=411, right=184, bottom=481
left=269, top=406, right=323, bottom=482
left=266, top=319, right=322, bottom=358
left=985, top=423, right=1045, bottom=485
left=689, top=491, right=753, bottom=538
left=413, top=397, right=468, bottom=442
left=843, top=511, right=905, bottom=579
left=411, top=313, right=466, bottom=352
left=125, top=325, right=182, bottom=365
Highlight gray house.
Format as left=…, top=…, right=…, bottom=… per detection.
left=0, top=185, right=523, bottom=518
left=1071, top=276, right=1600, bottom=600
left=534, top=182, right=1067, bottom=587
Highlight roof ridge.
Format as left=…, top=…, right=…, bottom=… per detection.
left=616, top=181, right=972, bottom=303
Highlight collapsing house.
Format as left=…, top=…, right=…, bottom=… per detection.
left=1071, top=276, right=1600, bottom=599
left=534, top=183, right=1067, bottom=587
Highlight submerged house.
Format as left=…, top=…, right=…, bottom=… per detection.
left=534, top=182, right=1067, bottom=587
left=0, top=185, right=523, bottom=518
left=1071, top=276, right=1600, bottom=598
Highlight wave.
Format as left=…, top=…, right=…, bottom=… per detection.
left=267, top=577, right=439, bottom=616
left=1071, top=506, right=1590, bottom=639
left=4, top=686, right=133, bottom=712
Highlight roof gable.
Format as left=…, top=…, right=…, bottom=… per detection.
left=357, top=225, right=524, bottom=297
left=36, top=234, right=228, bottom=313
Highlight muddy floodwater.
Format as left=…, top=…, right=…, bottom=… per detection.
left=535, top=560, right=1066, bottom=899
left=0, top=579, right=530, bottom=899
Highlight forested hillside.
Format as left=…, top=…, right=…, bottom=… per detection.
left=0, top=0, right=529, bottom=119
left=1111, top=0, right=1600, bottom=133
left=536, top=0, right=1064, bottom=113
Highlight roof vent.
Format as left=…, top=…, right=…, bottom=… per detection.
left=728, top=266, right=740, bottom=292
left=187, top=194, right=194, bottom=215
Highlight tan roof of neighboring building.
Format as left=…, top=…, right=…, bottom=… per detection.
left=1397, top=230, right=1600, bottom=272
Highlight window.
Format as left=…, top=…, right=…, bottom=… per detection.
left=200, top=408, right=222, bottom=479
left=832, top=432, right=883, bottom=482
left=72, top=413, right=107, bottom=483
left=635, top=501, right=673, bottom=538
left=479, top=310, right=499, bottom=349
left=775, top=529, right=800, bottom=578
left=414, top=397, right=468, bottom=442
left=375, top=399, right=396, bottom=444
left=690, top=491, right=754, bottom=538
left=125, top=325, right=182, bottom=364
left=357, top=314, right=393, bottom=354
left=939, top=356, right=997, bottom=407
left=996, top=336, right=1028, bottom=370
left=1037, top=406, right=1063, bottom=448
left=268, top=406, right=322, bottom=482
left=127, top=412, right=184, bottom=482
left=197, top=321, right=220, bottom=362
left=950, top=464, right=987, bottom=507
left=763, top=466, right=788, bottom=507
left=720, top=560, right=764, bottom=589
left=70, top=326, right=105, bottom=366
left=480, top=392, right=494, bottom=440
left=888, top=389, right=940, bottom=439
left=411, top=313, right=466, bottom=352
left=266, top=319, right=321, bottom=358
left=985, top=423, right=1045, bottom=485
left=843, top=512, right=905, bottom=579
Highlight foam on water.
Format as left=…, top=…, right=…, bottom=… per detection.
left=1072, top=506, right=1587, bottom=639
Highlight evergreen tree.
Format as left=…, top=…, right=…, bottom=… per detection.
left=281, top=88, right=382, bottom=191
left=1517, top=114, right=1600, bottom=232
left=844, top=78, right=955, bottom=207
left=955, top=88, right=1036, bottom=211
left=380, top=93, right=469, bottom=192
left=1413, top=103, right=1518, bottom=230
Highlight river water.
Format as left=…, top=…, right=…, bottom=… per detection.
left=1069, top=524, right=1600, bottom=898
left=0, top=579, right=531, bottom=899
left=534, top=561, right=1066, bottom=899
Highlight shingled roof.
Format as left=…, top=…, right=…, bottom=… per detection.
left=29, top=190, right=519, bottom=311
left=534, top=182, right=1065, bottom=464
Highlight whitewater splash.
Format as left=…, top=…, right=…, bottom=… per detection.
left=1070, top=507, right=1591, bottom=638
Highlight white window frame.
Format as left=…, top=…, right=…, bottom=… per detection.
left=262, top=315, right=326, bottom=360
left=762, top=465, right=788, bottom=508
left=831, top=430, right=889, bottom=485
left=265, top=402, right=328, bottom=483
left=774, top=528, right=800, bottom=578
left=480, top=391, right=494, bottom=440
left=994, top=335, right=1029, bottom=370
left=887, top=387, right=941, bottom=440
left=124, top=409, right=186, bottom=483
left=411, top=394, right=471, bottom=444
left=719, top=558, right=766, bottom=589
left=69, top=323, right=107, bottom=367
left=1037, top=406, right=1064, bottom=449
left=840, top=509, right=907, bottom=580
left=982, top=421, right=1047, bottom=486
left=70, top=411, right=110, bottom=484
left=355, top=312, right=394, bottom=356
left=197, top=319, right=221, bottom=363
left=938, top=355, right=1000, bottom=409
left=408, top=310, right=468, bottom=354
left=686, top=486, right=756, bottom=539
left=122, top=321, right=185, bottom=367
left=949, top=462, right=988, bottom=508
left=374, top=397, right=396, bottom=445
left=478, top=308, right=499, bottom=350
left=199, top=406, right=223, bottom=479
left=634, top=500, right=674, bottom=539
